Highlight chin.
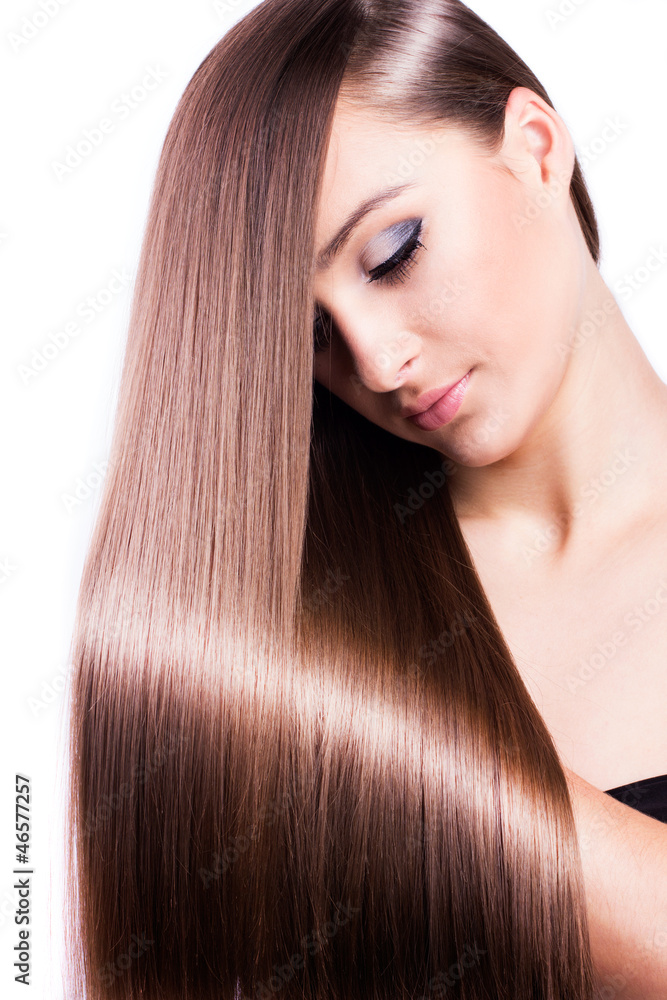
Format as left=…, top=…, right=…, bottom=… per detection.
left=437, top=420, right=518, bottom=469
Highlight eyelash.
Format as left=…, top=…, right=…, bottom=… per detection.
left=313, top=220, right=426, bottom=353
left=367, top=219, right=425, bottom=286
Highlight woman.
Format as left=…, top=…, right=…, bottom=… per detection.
left=64, top=1, right=667, bottom=998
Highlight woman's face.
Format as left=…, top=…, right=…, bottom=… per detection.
left=312, top=88, right=591, bottom=468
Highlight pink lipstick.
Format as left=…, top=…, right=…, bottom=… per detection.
left=406, top=370, right=471, bottom=431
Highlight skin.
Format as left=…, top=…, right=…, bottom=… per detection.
left=312, top=86, right=667, bottom=995
left=312, top=86, right=667, bottom=790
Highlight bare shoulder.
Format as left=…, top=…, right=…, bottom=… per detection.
left=564, top=767, right=667, bottom=998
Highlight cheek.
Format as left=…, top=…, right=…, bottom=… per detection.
left=434, top=172, right=578, bottom=371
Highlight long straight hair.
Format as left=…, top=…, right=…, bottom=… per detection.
left=64, top=1, right=601, bottom=997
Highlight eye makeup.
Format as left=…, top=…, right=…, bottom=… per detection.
left=313, top=218, right=426, bottom=353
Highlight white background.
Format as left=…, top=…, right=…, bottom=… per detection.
left=1, top=0, right=665, bottom=996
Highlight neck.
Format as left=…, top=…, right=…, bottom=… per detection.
left=448, top=260, right=667, bottom=562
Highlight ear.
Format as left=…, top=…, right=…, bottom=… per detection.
left=499, top=85, right=575, bottom=195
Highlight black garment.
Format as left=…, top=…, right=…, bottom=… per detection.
left=604, top=773, right=667, bottom=824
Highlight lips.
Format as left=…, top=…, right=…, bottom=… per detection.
left=404, top=370, right=472, bottom=431
left=399, top=376, right=468, bottom=418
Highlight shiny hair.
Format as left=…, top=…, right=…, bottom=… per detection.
left=64, top=1, right=600, bottom=997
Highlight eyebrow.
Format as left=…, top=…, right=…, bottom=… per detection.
left=315, top=181, right=418, bottom=271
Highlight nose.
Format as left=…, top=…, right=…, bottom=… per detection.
left=335, top=308, right=421, bottom=393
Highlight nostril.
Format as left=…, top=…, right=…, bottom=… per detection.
left=393, top=355, right=417, bottom=387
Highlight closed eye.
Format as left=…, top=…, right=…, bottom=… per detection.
left=313, top=219, right=426, bottom=353
left=367, top=218, right=425, bottom=286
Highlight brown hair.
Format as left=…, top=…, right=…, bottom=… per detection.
left=64, top=1, right=600, bottom=997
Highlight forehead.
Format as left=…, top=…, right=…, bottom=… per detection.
left=314, top=101, right=481, bottom=244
